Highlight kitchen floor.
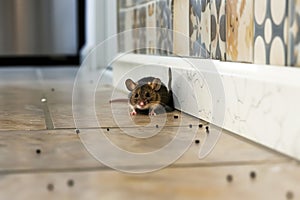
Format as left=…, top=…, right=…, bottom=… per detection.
left=0, top=67, right=299, bottom=200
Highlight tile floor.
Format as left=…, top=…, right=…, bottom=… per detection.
left=0, top=67, right=299, bottom=199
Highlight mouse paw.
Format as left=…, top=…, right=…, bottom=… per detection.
left=130, top=111, right=137, bottom=116
left=149, top=110, right=157, bottom=116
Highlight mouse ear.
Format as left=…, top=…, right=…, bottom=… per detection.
left=151, top=78, right=161, bottom=91
left=125, top=79, right=137, bottom=91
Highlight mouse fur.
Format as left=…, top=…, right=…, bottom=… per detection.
left=125, top=68, right=174, bottom=116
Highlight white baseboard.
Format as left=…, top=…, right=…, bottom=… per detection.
left=112, top=53, right=300, bottom=160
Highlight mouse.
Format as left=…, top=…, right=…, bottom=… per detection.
left=125, top=68, right=174, bottom=116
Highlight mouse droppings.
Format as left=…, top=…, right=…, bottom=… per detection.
left=250, top=171, right=256, bottom=179
left=195, top=139, right=200, bottom=144
left=47, top=183, right=54, bottom=191
left=36, top=149, right=41, bottom=154
left=206, top=126, right=209, bottom=133
left=67, top=179, right=75, bottom=187
left=226, top=174, right=233, bottom=183
left=286, top=191, right=294, bottom=199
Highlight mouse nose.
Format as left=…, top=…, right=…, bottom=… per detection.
left=139, top=101, right=144, bottom=106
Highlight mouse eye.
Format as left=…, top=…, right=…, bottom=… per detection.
left=134, top=93, right=139, bottom=98
left=145, top=92, right=150, bottom=98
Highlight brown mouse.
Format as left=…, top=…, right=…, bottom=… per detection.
left=125, top=68, right=174, bottom=116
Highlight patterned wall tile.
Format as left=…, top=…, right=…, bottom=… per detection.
left=288, top=0, right=300, bottom=66
left=189, top=0, right=211, bottom=58
left=118, top=10, right=125, bottom=52
left=132, top=8, right=140, bottom=54
left=126, top=0, right=135, bottom=7
left=173, top=0, right=189, bottom=56
left=226, top=0, right=254, bottom=63
left=118, top=9, right=135, bottom=53
left=146, top=1, right=157, bottom=55
left=254, top=0, right=289, bottom=66
left=211, top=0, right=226, bottom=60
left=133, top=6, right=147, bottom=54
left=156, top=0, right=173, bottom=56
left=118, top=0, right=136, bottom=9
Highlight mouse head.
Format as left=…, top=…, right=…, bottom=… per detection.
left=125, top=78, right=162, bottom=110
left=125, top=78, right=161, bottom=91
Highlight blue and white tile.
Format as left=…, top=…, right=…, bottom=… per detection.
left=135, top=6, right=147, bottom=54
left=118, top=8, right=135, bottom=53
left=288, top=0, right=300, bottom=66
left=156, top=0, right=173, bottom=56
left=189, top=0, right=211, bottom=58
left=210, top=0, right=226, bottom=60
left=118, top=11, right=126, bottom=52
left=254, top=0, right=289, bottom=66
left=146, top=1, right=157, bottom=55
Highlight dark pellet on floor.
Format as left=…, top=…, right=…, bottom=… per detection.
left=250, top=171, right=256, bottom=179
left=199, top=124, right=203, bottom=128
left=189, top=124, right=192, bottom=128
left=174, top=115, right=179, bottom=119
left=206, top=126, right=209, bottom=133
left=36, top=149, right=41, bottom=154
left=195, top=139, right=200, bottom=144
left=47, top=183, right=54, bottom=191
left=75, top=129, right=80, bottom=134
left=67, top=179, right=75, bottom=187
left=226, top=174, right=233, bottom=183
left=156, top=125, right=159, bottom=128
left=286, top=191, right=294, bottom=199
left=106, top=128, right=110, bottom=131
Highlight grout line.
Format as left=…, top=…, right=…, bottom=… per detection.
left=0, top=160, right=292, bottom=176
left=41, top=96, right=55, bottom=130
left=170, top=160, right=292, bottom=169
left=35, top=68, right=55, bottom=130
left=0, top=122, right=209, bottom=133
left=224, top=129, right=300, bottom=163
